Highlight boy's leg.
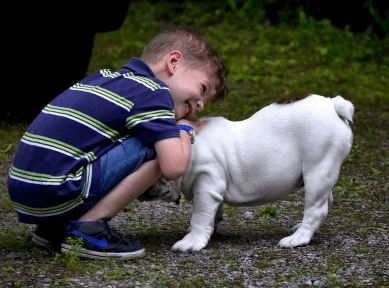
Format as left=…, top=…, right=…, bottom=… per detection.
left=79, top=158, right=160, bottom=221
left=61, top=160, right=161, bottom=260
left=61, top=138, right=162, bottom=260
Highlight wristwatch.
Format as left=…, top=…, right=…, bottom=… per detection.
left=179, top=124, right=196, bottom=144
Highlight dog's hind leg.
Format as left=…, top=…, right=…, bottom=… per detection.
left=278, top=159, right=341, bottom=247
left=290, top=189, right=333, bottom=234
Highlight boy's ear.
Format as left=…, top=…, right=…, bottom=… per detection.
left=166, top=51, right=183, bottom=75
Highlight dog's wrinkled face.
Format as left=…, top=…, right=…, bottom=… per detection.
left=138, top=176, right=181, bottom=203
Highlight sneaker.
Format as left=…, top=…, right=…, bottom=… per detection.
left=32, top=223, right=67, bottom=250
left=61, top=219, right=145, bottom=260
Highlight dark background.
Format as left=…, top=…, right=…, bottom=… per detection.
left=5, top=0, right=387, bottom=123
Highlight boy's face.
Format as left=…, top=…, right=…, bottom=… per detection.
left=168, top=65, right=218, bottom=120
left=153, top=51, right=219, bottom=120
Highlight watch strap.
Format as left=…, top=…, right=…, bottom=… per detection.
left=179, top=124, right=196, bottom=144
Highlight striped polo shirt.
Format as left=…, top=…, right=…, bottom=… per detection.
left=8, top=58, right=180, bottom=223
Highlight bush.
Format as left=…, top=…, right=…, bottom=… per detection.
left=219, top=0, right=388, bottom=37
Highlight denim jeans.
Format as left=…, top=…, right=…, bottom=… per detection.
left=99, top=137, right=157, bottom=197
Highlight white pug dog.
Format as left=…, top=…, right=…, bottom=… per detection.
left=149, top=95, right=354, bottom=252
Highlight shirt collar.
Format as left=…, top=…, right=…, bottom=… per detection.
left=119, top=57, right=155, bottom=77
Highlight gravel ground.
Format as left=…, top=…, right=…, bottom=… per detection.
left=1, top=106, right=388, bottom=287
left=1, top=187, right=388, bottom=287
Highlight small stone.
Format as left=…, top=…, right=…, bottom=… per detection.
left=313, top=280, right=325, bottom=286
left=42, top=278, right=51, bottom=283
left=201, top=249, right=212, bottom=254
left=244, top=211, right=255, bottom=219
left=5, top=252, right=17, bottom=258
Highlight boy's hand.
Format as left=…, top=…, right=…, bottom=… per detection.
left=178, top=119, right=208, bottom=134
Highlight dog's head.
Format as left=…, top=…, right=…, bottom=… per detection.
left=138, top=176, right=182, bottom=204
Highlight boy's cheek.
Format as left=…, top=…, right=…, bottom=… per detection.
left=174, top=107, right=183, bottom=121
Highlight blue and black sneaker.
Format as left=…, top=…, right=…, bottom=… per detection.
left=32, top=223, right=67, bottom=250
left=61, top=219, right=144, bottom=260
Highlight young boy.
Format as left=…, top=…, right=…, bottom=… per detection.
left=7, top=27, right=228, bottom=260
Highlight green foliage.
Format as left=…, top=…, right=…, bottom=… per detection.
left=224, top=203, right=238, bottom=215
left=132, top=219, right=148, bottom=230
left=221, top=0, right=388, bottom=37
left=53, top=237, right=84, bottom=270
left=13, top=279, right=22, bottom=288
left=103, top=268, right=136, bottom=280
left=238, top=219, right=248, bottom=226
left=256, top=206, right=277, bottom=219
left=364, top=0, right=389, bottom=36
left=0, top=144, right=12, bottom=161
left=181, top=275, right=207, bottom=287
left=89, top=1, right=388, bottom=122
left=0, top=224, right=29, bottom=250
left=0, top=190, right=13, bottom=213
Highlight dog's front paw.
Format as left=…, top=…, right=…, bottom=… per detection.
left=278, top=227, right=314, bottom=247
left=171, top=232, right=208, bottom=252
left=278, top=235, right=307, bottom=247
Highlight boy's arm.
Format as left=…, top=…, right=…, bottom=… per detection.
left=154, top=130, right=191, bottom=181
left=154, top=119, right=207, bottom=181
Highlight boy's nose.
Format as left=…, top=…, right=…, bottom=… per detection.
left=196, top=100, right=204, bottom=112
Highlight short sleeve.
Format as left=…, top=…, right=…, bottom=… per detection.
left=126, top=88, right=180, bottom=145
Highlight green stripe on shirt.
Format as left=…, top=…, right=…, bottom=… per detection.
left=126, top=110, right=176, bottom=128
left=123, top=72, right=161, bottom=90
left=10, top=165, right=83, bottom=184
left=22, top=132, right=97, bottom=161
left=44, top=104, right=121, bottom=141
left=11, top=165, right=92, bottom=215
left=71, top=83, right=134, bottom=110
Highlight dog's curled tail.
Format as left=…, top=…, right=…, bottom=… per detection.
left=332, top=95, right=354, bottom=124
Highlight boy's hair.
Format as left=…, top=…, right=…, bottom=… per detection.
left=141, top=27, right=229, bottom=103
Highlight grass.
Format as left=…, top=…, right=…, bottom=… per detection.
left=1, top=0, right=388, bottom=287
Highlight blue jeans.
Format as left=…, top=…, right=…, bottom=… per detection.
left=99, top=137, right=157, bottom=198
left=71, top=137, right=156, bottom=220
left=30, top=137, right=156, bottom=224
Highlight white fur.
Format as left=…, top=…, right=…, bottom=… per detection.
left=169, top=95, right=353, bottom=252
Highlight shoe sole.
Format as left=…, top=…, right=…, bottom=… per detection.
left=61, top=244, right=145, bottom=260
left=32, top=233, right=51, bottom=248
